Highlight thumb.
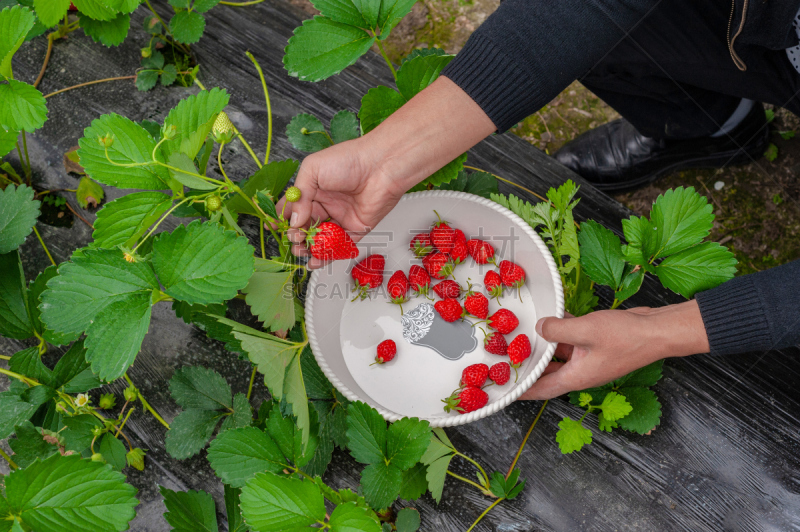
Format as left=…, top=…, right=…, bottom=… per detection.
left=535, top=315, right=587, bottom=345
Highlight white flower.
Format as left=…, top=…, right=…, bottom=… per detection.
left=75, top=393, right=90, bottom=407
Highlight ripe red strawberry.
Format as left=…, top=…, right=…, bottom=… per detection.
left=387, top=270, right=409, bottom=312
left=450, top=229, right=468, bottom=264
left=488, top=362, right=510, bottom=385
left=351, top=254, right=385, bottom=300
left=499, top=260, right=526, bottom=301
left=430, top=211, right=455, bottom=254
left=467, top=239, right=496, bottom=265
left=461, top=363, right=489, bottom=388
left=423, top=251, right=454, bottom=280
left=409, top=232, right=433, bottom=257
left=488, top=309, right=519, bottom=335
left=483, top=331, right=508, bottom=355
left=305, top=221, right=358, bottom=261
left=372, top=340, right=396, bottom=365
left=434, top=299, right=463, bottom=322
left=463, top=287, right=489, bottom=320
left=508, top=334, right=531, bottom=376
left=409, top=265, right=431, bottom=297
left=433, top=280, right=461, bottom=299
left=484, top=270, right=504, bottom=300
left=443, top=386, right=488, bottom=414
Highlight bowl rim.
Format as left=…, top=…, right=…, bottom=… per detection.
left=305, top=189, right=565, bottom=426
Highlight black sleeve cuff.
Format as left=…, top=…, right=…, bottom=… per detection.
left=695, top=275, right=773, bottom=356
left=441, top=33, right=543, bottom=133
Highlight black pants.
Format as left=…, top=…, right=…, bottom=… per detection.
left=580, top=0, right=800, bottom=139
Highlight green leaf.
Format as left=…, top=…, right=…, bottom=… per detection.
left=0, top=184, right=40, bottom=254
left=616, top=387, right=662, bottom=434
left=283, top=16, right=375, bottom=82
left=152, top=220, right=255, bottom=305
left=51, top=339, right=103, bottom=393
left=615, top=267, right=644, bottom=303
left=764, top=142, right=778, bottom=162
left=649, top=187, right=714, bottom=259
left=0, top=5, right=35, bottom=79
left=4, top=454, right=138, bottom=531
left=165, top=408, right=224, bottom=459
left=33, top=0, right=70, bottom=27
left=170, top=10, right=205, bottom=44
left=0, top=251, right=32, bottom=338
left=207, top=426, right=288, bottom=487
left=598, top=391, right=632, bottom=421
left=243, top=268, right=296, bottom=332
left=160, top=63, right=178, bottom=86
left=135, top=69, right=159, bottom=91
left=346, top=401, right=386, bottom=465
left=396, top=53, right=453, bottom=100
left=0, top=79, right=47, bottom=133
left=240, top=472, right=326, bottom=530
left=435, top=170, right=498, bottom=199
left=330, top=110, right=360, bottom=144
left=361, top=461, right=402, bottom=510
left=91, top=191, right=172, bottom=249
left=555, top=417, right=592, bottom=454
left=9, top=421, right=59, bottom=468
left=168, top=151, right=217, bottom=190
left=160, top=487, right=219, bottom=532
left=229, top=393, right=253, bottom=429
left=359, top=85, right=405, bottom=134
left=224, top=485, right=247, bottom=532
left=0, top=391, right=38, bottom=439
left=225, top=159, right=299, bottom=216
left=302, top=346, right=334, bottom=399
left=72, top=0, right=116, bottom=20
left=98, top=432, right=128, bottom=471
left=10, top=347, right=52, bottom=384
left=285, top=113, right=330, bottom=153
left=265, top=402, right=318, bottom=468
left=377, top=0, right=416, bottom=38
left=386, top=417, right=430, bottom=470
left=578, top=220, right=625, bottom=290
left=614, top=360, right=663, bottom=388
left=255, top=190, right=278, bottom=219
left=597, top=412, right=617, bottom=432
left=27, top=265, right=66, bottom=343
left=193, top=0, right=221, bottom=13
left=80, top=12, right=130, bottom=46
left=310, top=0, right=371, bottom=26
left=170, top=366, right=232, bottom=410
left=329, top=502, right=382, bottom=532
left=172, top=300, right=226, bottom=324
left=61, top=414, right=102, bottom=453
left=40, top=249, right=159, bottom=380
left=655, top=241, right=737, bottom=298
left=78, top=113, right=171, bottom=190
left=76, top=176, right=104, bottom=209
left=413, top=152, right=466, bottom=189
left=0, top=126, right=19, bottom=158
left=163, top=87, right=230, bottom=160
left=398, top=463, right=428, bottom=501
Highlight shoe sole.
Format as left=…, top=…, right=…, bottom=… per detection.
left=590, top=137, right=769, bottom=194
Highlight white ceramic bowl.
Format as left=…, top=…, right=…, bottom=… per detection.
left=306, top=190, right=564, bottom=426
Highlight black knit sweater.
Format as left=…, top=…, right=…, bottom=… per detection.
left=441, top=0, right=800, bottom=355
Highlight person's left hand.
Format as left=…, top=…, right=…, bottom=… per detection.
left=518, top=300, right=710, bottom=400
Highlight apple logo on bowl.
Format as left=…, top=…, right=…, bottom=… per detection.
left=401, top=302, right=477, bottom=360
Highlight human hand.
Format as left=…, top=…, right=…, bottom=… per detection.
left=518, top=300, right=710, bottom=400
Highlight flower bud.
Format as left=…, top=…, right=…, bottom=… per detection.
left=98, top=393, right=116, bottom=410
left=126, top=447, right=146, bottom=471
left=91, top=426, right=105, bottom=438
left=161, top=123, right=178, bottom=140
left=97, top=134, right=114, bottom=149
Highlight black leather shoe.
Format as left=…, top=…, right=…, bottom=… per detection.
left=553, top=103, right=769, bottom=192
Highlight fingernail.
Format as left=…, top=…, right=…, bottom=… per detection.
left=290, top=212, right=298, bottom=228
left=535, top=318, right=545, bottom=337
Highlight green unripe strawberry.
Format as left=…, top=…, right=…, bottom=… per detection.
left=98, top=393, right=116, bottom=410
left=212, top=112, right=235, bottom=143
left=285, top=186, right=301, bottom=203
left=91, top=453, right=105, bottom=463
left=97, top=133, right=114, bottom=148
left=205, top=195, right=222, bottom=212
left=126, top=448, right=146, bottom=471
left=141, top=47, right=152, bottom=58
left=123, top=385, right=138, bottom=403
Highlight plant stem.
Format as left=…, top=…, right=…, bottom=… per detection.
left=246, top=365, right=258, bottom=400
left=506, top=399, right=548, bottom=479
left=194, top=78, right=207, bottom=91
left=220, top=0, right=265, bottom=5
left=235, top=131, right=263, bottom=169
left=305, top=129, right=334, bottom=145
left=0, top=447, right=19, bottom=470
left=0, top=367, right=39, bottom=387
left=43, top=76, right=136, bottom=99
left=260, top=223, right=266, bottom=259
left=0, top=355, right=10, bottom=361
left=446, top=470, right=487, bottom=492
left=131, top=196, right=193, bottom=253
left=245, top=52, right=273, bottom=165
left=124, top=374, right=170, bottom=429
left=34, top=33, right=55, bottom=89
left=32, top=226, right=56, bottom=267
left=610, top=298, right=621, bottom=310
left=455, top=450, right=490, bottom=485
left=115, top=407, right=135, bottom=438
left=64, top=201, right=95, bottom=230
left=375, top=39, right=397, bottom=81
left=466, top=497, right=505, bottom=532
left=21, top=132, right=32, bottom=185
left=463, top=165, right=548, bottom=203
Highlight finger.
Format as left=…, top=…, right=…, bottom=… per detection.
left=535, top=315, right=590, bottom=346
left=518, top=363, right=577, bottom=400
left=554, top=342, right=574, bottom=361
left=309, top=202, right=331, bottom=226
left=516, top=361, right=565, bottom=400
left=307, top=257, right=325, bottom=270
left=288, top=228, right=305, bottom=244
left=291, top=244, right=309, bottom=257
left=290, top=165, right=318, bottom=229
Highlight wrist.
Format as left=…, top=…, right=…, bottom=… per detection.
left=647, top=300, right=710, bottom=358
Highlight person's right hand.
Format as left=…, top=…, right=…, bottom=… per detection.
left=278, top=137, right=407, bottom=269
